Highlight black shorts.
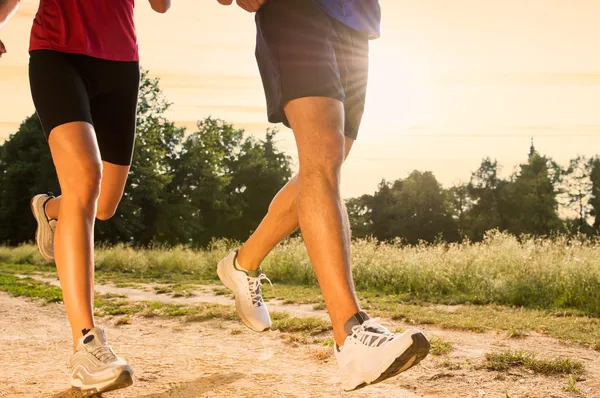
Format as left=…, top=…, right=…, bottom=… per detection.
left=255, top=0, right=370, bottom=140
left=29, top=50, right=140, bottom=166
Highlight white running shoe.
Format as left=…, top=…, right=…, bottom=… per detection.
left=70, top=327, right=133, bottom=396
left=217, top=250, right=272, bottom=332
left=30, top=194, right=56, bottom=262
left=335, top=312, right=430, bottom=391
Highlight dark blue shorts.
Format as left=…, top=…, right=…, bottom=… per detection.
left=255, top=0, right=370, bottom=140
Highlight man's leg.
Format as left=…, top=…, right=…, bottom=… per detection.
left=282, top=96, right=359, bottom=346
left=236, top=137, right=355, bottom=271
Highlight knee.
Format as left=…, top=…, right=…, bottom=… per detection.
left=62, top=163, right=102, bottom=208
left=300, top=131, right=345, bottom=179
left=96, top=205, right=117, bottom=221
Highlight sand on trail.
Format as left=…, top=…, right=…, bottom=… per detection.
left=1, top=277, right=599, bottom=398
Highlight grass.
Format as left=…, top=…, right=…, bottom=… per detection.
left=484, top=350, right=585, bottom=375
left=564, top=375, right=581, bottom=394
left=1, top=261, right=599, bottom=347
left=1, top=232, right=599, bottom=316
left=0, top=273, right=62, bottom=303
left=1, top=232, right=599, bottom=347
left=430, top=336, right=453, bottom=355
left=115, top=315, right=131, bottom=325
left=271, top=313, right=332, bottom=334
left=436, top=359, right=464, bottom=370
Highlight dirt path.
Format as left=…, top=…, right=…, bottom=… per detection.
left=24, top=275, right=328, bottom=320
left=2, top=277, right=599, bottom=397
left=0, top=292, right=421, bottom=398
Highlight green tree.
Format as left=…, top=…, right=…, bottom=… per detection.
left=95, top=70, right=185, bottom=244
left=468, top=158, right=507, bottom=240
left=346, top=195, right=373, bottom=239
left=560, top=155, right=593, bottom=234
left=0, top=115, right=59, bottom=244
left=368, top=171, right=458, bottom=244
left=447, top=183, right=472, bottom=239
left=588, top=156, right=600, bottom=232
left=226, top=130, right=292, bottom=241
left=160, top=118, right=292, bottom=247
left=505, top=153, right=563, bottom=236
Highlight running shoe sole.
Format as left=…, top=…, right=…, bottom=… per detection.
left=351, top=331, right=430, bottom=391
left=30, top=194, right=54, bottom=262
left=72, top=370, right=133, bottom=397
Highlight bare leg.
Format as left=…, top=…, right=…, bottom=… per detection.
left=237, top=137, right=354, bottom=270
left=283, top=96, right=359, bottom=346
left=44, top=161, right=130, bottom=221
left=48, top=122, right=102, bottom=348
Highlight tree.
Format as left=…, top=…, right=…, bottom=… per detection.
left=0, top=115, right=59, bottom=244
left=447, top=183, right=472, bottom=239
left=367, top=171, right=458, bottom=244
left=468, top=158, right=507, bottom=240
left=346, top=195, right=373, bottom=239
left=505, top=153, right=563, bottom=236
left=95, top=70, right=185, bottom=244
left=588, top=156, right=600, bottom=232
left=160, top=118, right=292, bottom=247
left=560, top=155, right=593, bottom=234
left=226, top=129, right=292, bottom=241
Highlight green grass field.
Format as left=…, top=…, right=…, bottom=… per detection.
left=0, top=231, right=599, bottom=348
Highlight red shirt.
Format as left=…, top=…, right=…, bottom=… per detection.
left=29, top=0, right=139, bottom=62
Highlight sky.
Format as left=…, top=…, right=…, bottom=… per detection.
left=1, top=0, right=599, bottom=198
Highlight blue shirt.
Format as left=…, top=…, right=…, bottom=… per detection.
left=312, top=0, right=381, bottom=39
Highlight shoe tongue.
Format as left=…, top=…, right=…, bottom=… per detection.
left=343, top=311, right=370, bottom=336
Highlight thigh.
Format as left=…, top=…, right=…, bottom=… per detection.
left=332, top=21, right=370, bottom=140
left=48, top=122, right=102, bottom=194
left=29, top=50, right=93, bottom=138
left=255, top=0, right=345, bottom=128
left=89, top=59, right=140, bottom=167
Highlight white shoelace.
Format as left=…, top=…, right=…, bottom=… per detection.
left=247, top=273, right=272, bottom=307
left=351, top=318, right=395, bottom=347
left=91, top=345, right=117, bottom=363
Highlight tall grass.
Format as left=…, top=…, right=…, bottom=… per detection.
left=1, top=231, right=599, bottom=316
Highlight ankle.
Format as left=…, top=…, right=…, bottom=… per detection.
left=44, top=197, right=59, bottom=220
left=236, top=247, right=261, bottom=271
left=334, top=330, right=348, bottom=347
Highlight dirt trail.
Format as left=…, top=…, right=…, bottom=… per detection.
left=23, top=275, right=328, bottom=320
left=0, top=293, right=421, bottom=398
left=2, top=277, right=600, bottom=397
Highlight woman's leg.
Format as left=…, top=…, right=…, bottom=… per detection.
left=45, top=161, right=130, bottom=221
left=47, top=121, right=102, bottom=349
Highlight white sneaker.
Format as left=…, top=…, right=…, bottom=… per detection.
left=335, top=312, right=430, bottom=391
left=30, top=194, right=56, bottom=262
left=70, top=327, right=133, bottom=396
left=217, top=250, right=272, bottom=332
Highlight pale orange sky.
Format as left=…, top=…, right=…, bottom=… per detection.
left=1, top=0, right=599, bottom=197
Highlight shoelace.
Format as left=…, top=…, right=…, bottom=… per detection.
left=351, top=318, right=395, bottom=347
left=247, top=273, right=272, bottom=307
left=91, top=345, right=117, bottom=363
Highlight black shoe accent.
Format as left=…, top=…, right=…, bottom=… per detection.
left=83, top=335, right=95, bottom=344
left=82, top=328, right=91, bottom=336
